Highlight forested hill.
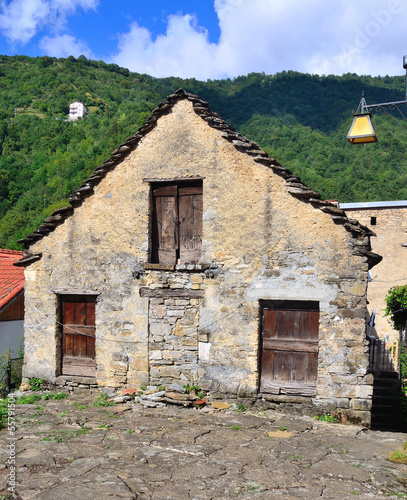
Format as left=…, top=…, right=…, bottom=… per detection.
left=1, top=54, right=407, bottom=249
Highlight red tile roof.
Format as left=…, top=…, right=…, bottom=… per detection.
left=0, top=249, right=25, bottom=311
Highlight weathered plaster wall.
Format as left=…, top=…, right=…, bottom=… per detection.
left=0, top=320, right=24, bottom=357
left=23, top=98, right=372, bottom=424
left=344, top=206, right=407, bottom=342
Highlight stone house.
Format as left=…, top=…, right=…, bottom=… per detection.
left=17, top=89, right=381, bottom=426
left=340, top=201, right=407, bottom=343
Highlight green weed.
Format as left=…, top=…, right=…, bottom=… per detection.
left=44, top=427, right=90, bottom=443
left=235, top=403, right=247, bottom=412
left=15, top=394, right=42, bottom=404
left=388, top=450, right=407, bottom=464
left=93, top=393, right=115, bottom=407
left=71, top=402, right=88, bottom=410
left=314, top=413, right=338, bottom=422
left=41, top=392, right=68, bottom=401
left=28, top=377, right=44, bottom=391
left=183, top=384, right=201, bottom=394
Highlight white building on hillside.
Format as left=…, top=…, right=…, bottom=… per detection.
left=69, top=101, right=88, bottom=121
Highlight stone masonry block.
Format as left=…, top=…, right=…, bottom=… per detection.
left=131, top=359, right=149, bottom=371
left=351, top=398, right=372, bottom=411
left=149, top=322, right=173, bottom=337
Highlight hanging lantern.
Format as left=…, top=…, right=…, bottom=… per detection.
left=347, top=113, right=378, bottom=144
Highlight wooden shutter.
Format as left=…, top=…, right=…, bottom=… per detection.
left=260, top=302, right=319, bottom=396
left=151, top=181, right=202, bottom=265
left=62, top=298, right=96, bottom=377
left=152, top=185, right=178, bottom=265
left=179, top=184, right=202, bottom=263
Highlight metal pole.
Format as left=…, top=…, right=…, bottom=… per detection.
left=6, top=354, right=11, bottom=394
left=361, top=96, right=367, bottom=114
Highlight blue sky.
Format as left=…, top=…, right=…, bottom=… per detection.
left=0, top=0, right=407, bottom=80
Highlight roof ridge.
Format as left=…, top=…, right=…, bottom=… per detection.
left=0, top=248, right=24, bottom=256
left=17, top=90, right=381, bottom=269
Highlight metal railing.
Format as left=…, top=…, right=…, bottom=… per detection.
left=369, top=338, right=399, bottom=372
left=0, top=356, right=23, bottom=398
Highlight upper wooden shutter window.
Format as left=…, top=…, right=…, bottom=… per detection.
left=151, top=181, right=202, bottom=265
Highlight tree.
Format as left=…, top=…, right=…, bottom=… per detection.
left=385, top=285, right=407, bottom=333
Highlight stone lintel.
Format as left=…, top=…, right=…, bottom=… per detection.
left=142, top=176, right=205, bottom=183
left=143, top=263, right=210, bottom=272
left=140, top=288, right=204, bottom=298
left=52, top=289, right=100, bottom=296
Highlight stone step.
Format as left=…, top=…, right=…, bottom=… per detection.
left=372, top=370, right=399, bottom=379
left=373, top=378, right=399, bottom=387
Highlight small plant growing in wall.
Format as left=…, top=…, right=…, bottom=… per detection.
left=183, top=384, right=203, bottom=397
left=29, top=377, right=44, bottom=391
left=236, top=403, right=247, bottom=412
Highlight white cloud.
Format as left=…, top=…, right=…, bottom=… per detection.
left=113, top=15, right=218, bottom=80
left=39, top=33, right=94, bottom=58
left=0, top=0, right=98, bottom=44
left=2, top=0, right=406, bottom=78
left=111, top=0, right=407, bottom=79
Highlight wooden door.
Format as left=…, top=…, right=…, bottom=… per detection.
left=61, top=298, right=96, bottom=377
left=260, top=301, right=319, bottom=396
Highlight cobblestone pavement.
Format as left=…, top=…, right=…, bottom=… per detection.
left=1, top=392, right=407, bottom=499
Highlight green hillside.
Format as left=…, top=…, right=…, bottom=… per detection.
left=1, top=55, right=407, bottom=249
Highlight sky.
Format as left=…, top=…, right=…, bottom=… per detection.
left=0, top=0, right=407, bottom=80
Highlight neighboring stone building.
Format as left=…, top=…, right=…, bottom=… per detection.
left=340, top=200, right=407, bottom=342
left=68, top=101, right=88, bottom=121
left=0, top=249, right=24, bottom=356
left=17, top=89, right=381, bottom=426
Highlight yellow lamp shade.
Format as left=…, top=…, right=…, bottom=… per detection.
left=347, top=113, right=378, bottom=144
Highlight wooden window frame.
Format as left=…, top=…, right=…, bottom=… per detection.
left=150, top=180, right=203, bottom=265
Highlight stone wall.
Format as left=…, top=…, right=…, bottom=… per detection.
left=343, top=205, right=407, bottom=341
left=21, top=95, right=376, bottom=426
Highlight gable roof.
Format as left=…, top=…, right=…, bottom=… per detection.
left=16, top=89, right=382, bottom=269
left=0, top=249, right=25, bottom=313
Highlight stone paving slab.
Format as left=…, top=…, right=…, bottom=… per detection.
left=1, top=393, right=407, bottom=499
